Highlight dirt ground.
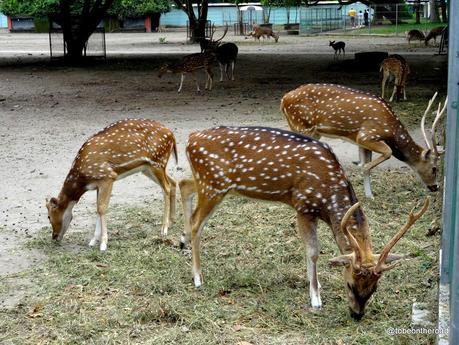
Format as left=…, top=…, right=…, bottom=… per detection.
left=0, top=31, right=447, bottom=309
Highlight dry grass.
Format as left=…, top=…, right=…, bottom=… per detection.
left=0, top=169, right=441, bottom=345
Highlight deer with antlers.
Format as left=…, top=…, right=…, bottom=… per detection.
left=158, top=52, right=215, bottom=93
left=179, top=126, right=429, bottom=319
left=380, top=54, right=410, bottom=102
left=46, top=119, right=177, bottom=251
left=198, top=26, right=239, bottom=82
left=281, top=84, right=446, bottom=199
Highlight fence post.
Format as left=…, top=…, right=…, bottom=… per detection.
left=395, top=4, right=398, bottom=36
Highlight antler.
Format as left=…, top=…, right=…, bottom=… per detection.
left=431, top=96, right=447, bottom=155
left=209, top=24, right=216, bottom=41
left=214, top=25, right=228, bottom=44
left=420, top=92, right=438, bottom=150
left=340, top=202, right=364, bottom=268
left=374, top=198, right=430, bottom=274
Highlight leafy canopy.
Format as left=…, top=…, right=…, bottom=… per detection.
left=0, top=0, right=169, bottom=17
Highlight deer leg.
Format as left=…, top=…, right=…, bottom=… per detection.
left=206, top=67, right=213, bottom=91
left=297, top=213, right=322, bottom=309
left=357, top=139, right=392, bottom=172
left=230, top=61, right=235, bottom=81
left=190, top=72, right=200, bottom=93
left=178, top=73, right=185, bottom=93
left=190, top=194, right=224, bottom=287
left=167, top=174, right=177, bottom=224
left=89, top=216, right=101, bottom=247
left=219, top=62, right=225, bottom=82
left=144, top=168, right=172, bottom=237
left=178, top=178, right=196, bottom=249
left=381, top=72, right=388, bottom=99
left=96, top=181, right=113, bottom=251
left=403, top=85, right=407, bottom=101
left=389, top=76, right=399, bottom=102
left=361, top=149, right=374, bottom=199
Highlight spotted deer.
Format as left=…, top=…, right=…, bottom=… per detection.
left=158, top=52, right=215, bottom=92
left=250, top=25, right=279, bottom=43
left=406, top=29, right=425, bottom=45
left=425, top=26, right=446, bottom=46
left=198, top=26, right=239, bottom=82
left=179, top=126, right=429, bottom=319
left=281, top=84, right=446, bottom=199
left=380, top=55, right=410, bottom=102
left=46, top=119, right=177, bottom=251
left=329, top=41, right=346, bottom=59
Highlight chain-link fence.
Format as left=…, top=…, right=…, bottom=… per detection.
left=300, top=2, right=442, bottom=37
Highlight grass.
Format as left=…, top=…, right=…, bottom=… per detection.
left=342, top=22, right=444, bottom=36
left=0, top=170, right=442, bottom=344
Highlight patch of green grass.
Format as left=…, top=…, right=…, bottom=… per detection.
left=345, top=22, right=443, bottom=36
left=0, top=170, right=441, bottom=344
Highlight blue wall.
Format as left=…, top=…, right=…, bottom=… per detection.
left=161, top=6, right=302, bottom=26
left=0, top=13, right=7, bottom=28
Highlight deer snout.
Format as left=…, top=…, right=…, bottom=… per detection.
left=428, top=184, right=439, bottom=192
left=52, top=233, right=60, bottom=241
left=349, top=308, right=364, bottom=321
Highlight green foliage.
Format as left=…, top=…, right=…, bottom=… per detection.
left=0, top=0, right=169, bottom=18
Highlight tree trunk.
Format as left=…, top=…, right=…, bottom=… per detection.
left=415, top=0, right=421, bottom=24
left=439, top=0, right=447, bottom=23
left=429, top=0, right=439, bottom=22
left=286, top=7, right=291, bottom=24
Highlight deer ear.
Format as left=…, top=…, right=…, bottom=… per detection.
left=329, top=254, right=352, bottom=267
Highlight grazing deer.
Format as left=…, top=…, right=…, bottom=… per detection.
left=179, top=126, right=429, bottom=319
left=281, top=84, right=446, bottom=199
left=158, top=52, right=215, bottom=93
left=406, top=29, right=425, bottom=45
left=380, top=54, right=410, bottom=102
left=250, top=25, right=279, bottom=43
left=46, top=119, right=177, bottom=251
left=329, top=41, right=345, bottom=59
left=425, top=26, right=446, bottom=46
left=198, top=26, right=239, bottom=82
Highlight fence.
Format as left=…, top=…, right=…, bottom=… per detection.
left=49, top=25, right=106, bottom=59
left=300, top=2, right=437, bottom=37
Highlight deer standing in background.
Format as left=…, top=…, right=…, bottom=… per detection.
left=329, top=41, right=346, bottom=59
left=406, top=29, right=425, bottom=45
left=46, top=119, right=177, bottom=251
left=158, top=52, right=215, bottom=92
left=198, top=26, right=239, bottom=81
left=250, top=25, right=279, bottom=43
left=179, top=126, right=429, bottom=319
left=380, top=54, right=410, bottom=102
left=425, top=26, right=446, bottom=46
left=281, top=84, right=446, bottom=199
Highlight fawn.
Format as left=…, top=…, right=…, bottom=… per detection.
left=329, top=41, right=345, bottom=59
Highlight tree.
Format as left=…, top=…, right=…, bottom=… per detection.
left=0, top=0, right=169, bottom=60
left=172, top=0, right=208, bottom=42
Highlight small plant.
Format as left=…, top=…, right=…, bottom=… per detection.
left=159, top=37, right=167, bottom=44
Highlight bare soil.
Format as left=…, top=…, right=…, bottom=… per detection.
left=0, top=31, right=447, bottom=310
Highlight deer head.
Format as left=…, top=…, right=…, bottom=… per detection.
left=46, top=197, right=74, bottom=241
left=416, top=92, right=447, bottom=191
left=199, top=25, right=229, bottom=52
left=158, top=64, right=170, bottom=78
left=330, top=198, right=429, bottom=320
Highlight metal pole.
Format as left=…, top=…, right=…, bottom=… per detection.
left=442, top=0, right=459, bottom=343
left=395, top=4, right=398, bottom=37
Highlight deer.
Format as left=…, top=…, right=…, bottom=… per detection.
left=424, top=26, right=446, bottom=46
left=329, top=41, right=345, bottom=59
left=46, top=119, right=177, bottom=251
left=406, top=29, right=425, bottom=45
left=281, top=84, right=447, bottom=199
left=249, top=25, right=279, bottom=43
left=178, top=126, right=429, bottom=319
left=380, top=54, right=410, bottom=102
left=197, top=25, right=239, bottom=82
left=158, top=52, right=215, bottom=93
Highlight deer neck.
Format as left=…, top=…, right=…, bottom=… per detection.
left=390, top=127, right=425, bottom=165
left=58, top=173, right=86, bottom=207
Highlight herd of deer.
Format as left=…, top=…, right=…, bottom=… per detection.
left=46, top=68, right=447, bottom=319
